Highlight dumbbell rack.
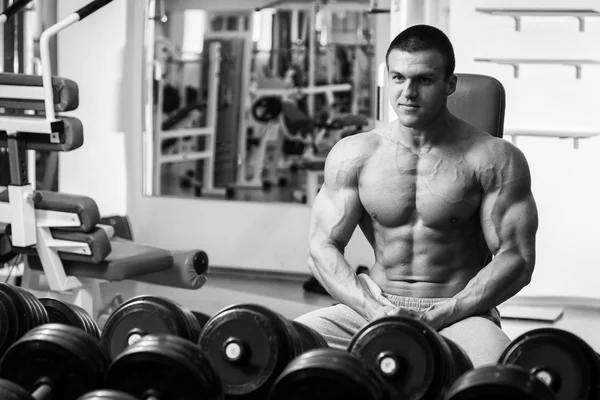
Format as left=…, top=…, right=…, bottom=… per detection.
left=0, top=0, right=115, bottom=313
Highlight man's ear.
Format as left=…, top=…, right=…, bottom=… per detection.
left=446, top=74, right=457, bottom=96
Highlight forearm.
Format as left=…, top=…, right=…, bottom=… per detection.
left=308, top=243, right=384, bottom=321
left=427, top=251, right=533, bottom=329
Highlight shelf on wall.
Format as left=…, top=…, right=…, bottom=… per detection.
left=475, top=8, right=600, bottom=31
left=504, top=129, right=599, bottom=149
left=474, top=58, right=600, bottom=79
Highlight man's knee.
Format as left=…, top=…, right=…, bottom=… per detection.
left=440, top=316, right=511, bottom=368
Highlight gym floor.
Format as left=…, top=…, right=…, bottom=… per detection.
left=104, top=267, right=600, bottom=353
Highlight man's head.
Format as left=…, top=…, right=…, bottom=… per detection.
left=386, top=24, right=455, bottom=79
left=386, top=25, right=457, bottom=129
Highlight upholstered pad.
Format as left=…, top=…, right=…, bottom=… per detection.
left=448, top=73, right=505, bottom=138
left=0, top=116, right=84, bottom=152
left=0, top=72, right=79, bottom=112
left=282, top=101, right=314, bottom=133
left=14, top=227, right=112, bottom=263
left=322, top=114, right=369, bottom=129
left=28, top=237, right=173, bottom=281
left=0, top=190, right=100, bottom=232
left=303, top=160, right=326, bottom=171
left=131, top=247, right=209, bottom=289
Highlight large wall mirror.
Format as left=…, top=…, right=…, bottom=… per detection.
left=142, top=0, right=382, bottom=204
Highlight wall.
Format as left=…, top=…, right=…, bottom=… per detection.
left=56, top=0, right=600, bottom=299
left=448, top=0, right=600, bottom=297
left=57, top=0, right=128, bottom=216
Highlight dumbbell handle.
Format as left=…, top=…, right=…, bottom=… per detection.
left=32, top=383, right=52, bottom=400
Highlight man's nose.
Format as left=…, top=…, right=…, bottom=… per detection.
left=402, top=80, right=418, bottom=98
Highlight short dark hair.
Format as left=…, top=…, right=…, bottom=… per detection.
left=386, top=24, right=455, bottom=79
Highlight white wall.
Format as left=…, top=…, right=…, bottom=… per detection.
left=57, top=0, right=128, bottom=216
left=57, top=0, right=600, bottom=299
left=448, top=0, right=600, bottom=297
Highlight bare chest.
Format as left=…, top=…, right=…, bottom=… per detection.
left=359, top=149, right=482, bottom=228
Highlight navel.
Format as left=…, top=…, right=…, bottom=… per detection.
left=450, top=217, right=458, bottom=225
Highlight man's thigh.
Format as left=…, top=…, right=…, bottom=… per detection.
left=440, top=316, right=511, bottom=368
left=294, top=304, right=368, bottom=349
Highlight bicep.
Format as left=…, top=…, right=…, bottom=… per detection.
left=309, top=182, right=363, bottom=250
left=480, top=147, right=539, bottom=265
left=309, top=140, right=365, bottom=249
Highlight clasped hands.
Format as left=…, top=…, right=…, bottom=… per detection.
left=357, top=273, right=445, bottom=331
left=373, top=305, right=443, bottom=331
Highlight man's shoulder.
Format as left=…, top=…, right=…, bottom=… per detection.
left=328, top=125, right=383, bottom=159
left=463, top=127, right=531, bottom=187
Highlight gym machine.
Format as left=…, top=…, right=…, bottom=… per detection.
left=150, top=39, right=224, bottom=197
left=0, top=0, right=210, bottom=318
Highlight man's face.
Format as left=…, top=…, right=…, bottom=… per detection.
left=387, top=49, right=456, bottom=129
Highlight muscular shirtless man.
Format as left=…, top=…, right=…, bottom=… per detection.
left=294, top=24, right=539, bottom=367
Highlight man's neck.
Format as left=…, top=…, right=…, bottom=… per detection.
left=396, top=108, right=456, bottom=151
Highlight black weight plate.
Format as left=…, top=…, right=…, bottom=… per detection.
left=291, top=320, right=329, bottom=352
left=106, top=334, right=222, bottom=400
left=198, top=303, right=295, bottom=397
left=499, top=328, right=600, bottom=400
left=40, top=298, right=84, bottom=329
left=19, top=290, right=49, bottom=328
left=175, top=302, right=202, bottom=343
left=0, top=378, right=34, bottom=400
left=0, top=324, right=110, bottom=400
left=12, top=287, right=38, bottom=332
left=348, top=315, right=454, bottom=400
left=69, top=303, right=101, bottom=340
left=0, top=289, right=19, bottom=356
left=100, top=295, right=192, bottom=359
left=269, top=348, right=389, bottom=400
left=251, top=96, right=282, bottom=123
left=445, top=364, right=555, bottom=400
left=0, top=283, right=29, bottom=338
left=76, top=390, right=138, bottom=400
left=444, top=338, right=473, bottom=382
left=193, top=310, right=211, bottom=330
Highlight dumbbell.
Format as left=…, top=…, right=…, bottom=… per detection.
left=445, top=363, right=555, bottom=400
left=78, top=390, right=138, bottom=400
left=103, top=334, right=222, bottom=400
left=0, top=282, right=49, bottom=356
left=39, top=297, right=101, bottom=340
left=0, top=323, right=110, bottom=400
left=497, top=328, right=600, bottom=400
left=100, top=295, right=203, bottom=359
left=269, top=348, right=391, bottom=400
left=198, top=303, right=329, bottom=399
left=347, top=314, right=473, bottom=400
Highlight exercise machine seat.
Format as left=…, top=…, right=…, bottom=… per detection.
left=0, top=116, right=84, bottom=152
left=2, top=190, right=209, bottom=288
left=26, top=238, right=208, bottom=288
left=447, top=73, right=505, bottom=138
left=0, top=72, right=79, bottom=112
left=282, top=101, right=314, bottom=134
